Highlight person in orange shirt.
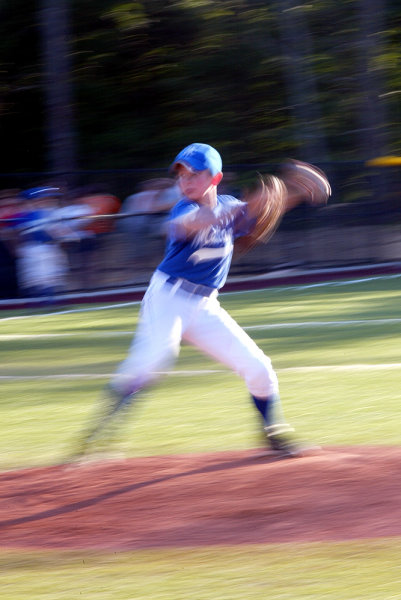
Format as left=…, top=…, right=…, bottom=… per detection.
left=77, top=186, right=121, bottom=235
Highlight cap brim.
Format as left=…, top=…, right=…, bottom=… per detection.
left=170, top=160, right=198, bottom=173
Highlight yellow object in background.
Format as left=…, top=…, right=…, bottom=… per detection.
left=366, top=156, right=401, bottom=166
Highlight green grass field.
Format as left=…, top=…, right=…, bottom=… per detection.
left=1, top=274, right=400, bottom=599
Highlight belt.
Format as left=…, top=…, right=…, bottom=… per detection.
left=165, top=275, right=215, bottom=298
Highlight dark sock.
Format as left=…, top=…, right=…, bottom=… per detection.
left=106, top=384, right=134, bottom=415
left=251, top=395, right=276, bottom=427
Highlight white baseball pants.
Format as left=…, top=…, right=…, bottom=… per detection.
left=112, top=270, right=279, bottom=399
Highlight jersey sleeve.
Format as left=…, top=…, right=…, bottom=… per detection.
left=166, top=200, right=199, bottom=241
left=231, top=202, right=256, bottom=238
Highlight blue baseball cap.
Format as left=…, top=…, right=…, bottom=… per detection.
left=170, top=143, right=222, bottom=176
left=20, top=186, right=61, bottom=200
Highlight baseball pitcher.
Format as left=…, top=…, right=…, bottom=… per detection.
left=77, top=143, right=330, bottom=459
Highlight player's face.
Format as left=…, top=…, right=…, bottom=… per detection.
left=176, top=165, right=216, bottom=203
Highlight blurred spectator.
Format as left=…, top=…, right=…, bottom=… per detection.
left=62, top=185, right=122, bottom=289
left=76, top=185, right=121, bottom=235
left=0, top=189, right=24, bottom=248
left=14, top=186, right=69, bottom=298
left=0, top=189, right=22, bottom=298
left=52, top=189, right=98, bottom=291
left=52, top=191, right=94, bottom=244
left=122, top=178, right=179, bottom=217
left=0, top=189, right=23, bottom=222
left=118, top=178, right=180, bottom=274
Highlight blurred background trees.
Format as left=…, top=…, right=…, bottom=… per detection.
left=1, top=0, right=400, bottom=174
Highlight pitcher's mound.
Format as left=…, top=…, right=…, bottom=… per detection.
left=1, top=446, right=400, bottom=550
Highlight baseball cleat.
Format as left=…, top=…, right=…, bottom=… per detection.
left=261, top=424, right=322, bottom=459
left=267, top=432, right=305, bottom=458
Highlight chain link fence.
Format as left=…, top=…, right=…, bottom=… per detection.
left=1, top=161, right=400, bottom=300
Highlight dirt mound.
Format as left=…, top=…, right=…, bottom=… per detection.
left=1, top=446, right=400, bottom=550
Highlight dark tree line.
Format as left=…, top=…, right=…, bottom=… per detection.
left=1, top=0, right=400, bottom=175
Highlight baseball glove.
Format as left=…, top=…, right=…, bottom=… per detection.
left=236, top=174, right=288, bottom=253
left=236, top=161, right=331, bottom=253
left=280, top=159, right=331, bottom=208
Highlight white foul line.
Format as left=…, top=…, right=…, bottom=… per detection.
left=1, top=364, right=401, bottom=381
left=245, top=318, right=401, bottom=330
left=1, top=317, right=401, bottom=341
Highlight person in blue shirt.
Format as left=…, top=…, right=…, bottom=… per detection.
left=79, top=143, right=307, bottom=458
left=15, top=187, right=69, bottom=298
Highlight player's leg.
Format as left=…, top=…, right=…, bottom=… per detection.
left=183, top=298, right=301, bottom=456
left=111, top=283, right=184, bottom=398
left=184, top=296, right=279, bottom=406
left=76, top=273, right=185, bottom=452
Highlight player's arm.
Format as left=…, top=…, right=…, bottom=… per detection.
left=167, top=204, right=219, bottom=239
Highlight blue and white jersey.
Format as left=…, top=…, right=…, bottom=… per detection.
left=157, top=194, right=253, bottom=290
